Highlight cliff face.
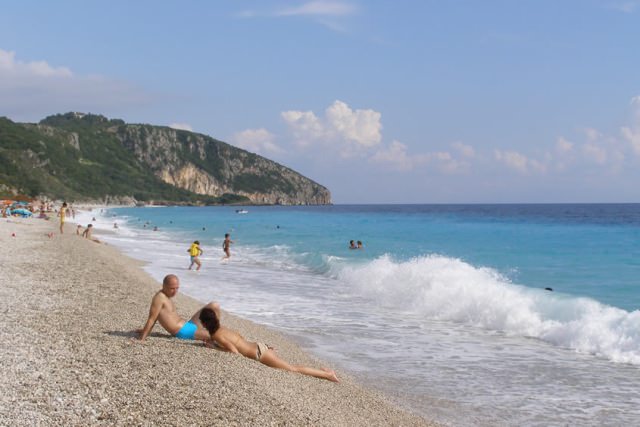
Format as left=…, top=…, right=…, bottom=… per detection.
left=113, top=124, right=331, bottom=205
left=0, top=113, right=331, bottom=204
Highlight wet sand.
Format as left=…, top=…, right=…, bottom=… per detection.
left=0, top=217, right=436, bottom=426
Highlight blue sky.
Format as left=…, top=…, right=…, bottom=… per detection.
left=1, top=1, right=639, bottom=203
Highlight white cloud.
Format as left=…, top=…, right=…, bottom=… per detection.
left=582, top=142, right=608, bottom=164
left=621, top=95, right=640, bottom=155
left=232, top=128, right=282, bottom=155
left=282, top=100, right=382, bottom=156
left=370, top=140, right=425, bottom=171
left=583, top=127, right=602, bottom=142
left=0, top=48, right=151, bottom=121
left=494, top=150, right=546, bottom=174
left=169, top=123, right=193, bottom=132
left=280, top=110, right=324, bottom=147
left=325, top=100, right=382, bottom=147
left=556, top=137, right=574, bottom=153
left=451, top=141, right=475, bottom=158
left=609, top=1, right=639, bottom=13
left=276, top=1, right=357, bottom=16
left=0, top=49, right=72, bottom=77
left=370, top=141, right=471, bottom=174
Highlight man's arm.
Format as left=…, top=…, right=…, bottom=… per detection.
left=137, top=295, right=164, bottom=341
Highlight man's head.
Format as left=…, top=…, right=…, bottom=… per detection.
left=162, top=274, right=180, bottom=297
left=225, top=233, right=230, bottom=238
left=199, top=307, right=220, bottom=336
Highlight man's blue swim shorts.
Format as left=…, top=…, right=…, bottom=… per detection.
left=175, top=321, right=197, bottom=340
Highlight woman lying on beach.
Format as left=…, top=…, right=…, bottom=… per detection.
left=199, top=308, right=339, bottom=382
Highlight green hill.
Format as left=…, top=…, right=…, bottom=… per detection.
left=0, top=113, right=331, bottom=205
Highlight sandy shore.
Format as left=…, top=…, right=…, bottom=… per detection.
left=0, top=217, right=435, bottom=426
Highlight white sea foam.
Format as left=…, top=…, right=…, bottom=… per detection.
left=334, top=254, right=640, bottom=364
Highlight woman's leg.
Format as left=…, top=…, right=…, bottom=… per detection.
left=258, top=349, right=339, bottom=382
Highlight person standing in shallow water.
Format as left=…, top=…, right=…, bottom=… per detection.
left=199, top=307, right=339, bottom=382
left=188, top=240, right=203, bottom=271
left=222, top=233, right=233, bottom=259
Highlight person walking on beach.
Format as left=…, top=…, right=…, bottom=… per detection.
left=199, top=307, right=339, bottom=382
left=135, top=274, right=219, bottom=342
left=188, top=240, right=203, bottom=270
left=58, top=202, right=67, bottom=234
left=222, top=233, right=233, bottom=259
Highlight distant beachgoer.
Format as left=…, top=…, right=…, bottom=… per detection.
left=82, top=224, right=101, bottom=243
left=92, top=217, right=96, bottom=222
left=222, top=233, right=233, bottom=259
left=199, top=308, right=338, bottom=382
left=76, top=225, right=83, bottom=235
left=188, top=240, right=203, bottom=270
left=357, top=241, right=363, bottom=249
left=114, top=222, right=119, bottom=229
left=58, top=202, right=67, bottom=234
left=153, top=226, right=158, bottom=231
left=71, top=208, right=76, bottom=219
left=135, top=274, right=219, bottom=341
left=349, top=240, right=357, bottom=249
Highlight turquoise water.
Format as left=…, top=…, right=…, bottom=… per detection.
left=109, top=204, right=640, bottom=310
left=79, top=204, right=640, bottom=426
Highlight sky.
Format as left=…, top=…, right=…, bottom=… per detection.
left=1, top=0, right=640, bottom=203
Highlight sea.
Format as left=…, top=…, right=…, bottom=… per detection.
left=75, top=204, right=640, bottom=426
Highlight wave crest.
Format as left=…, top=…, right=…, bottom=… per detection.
left=335, top=254, right=640, bottom=364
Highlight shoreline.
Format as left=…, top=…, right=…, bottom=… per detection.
left=0, top=217, right=435, bottom=426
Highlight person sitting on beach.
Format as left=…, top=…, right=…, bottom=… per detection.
left=349, top=240, right=357, bottom=249
left=136, top=274, right=219, bottom=342
left=222, top=233, right=233, bottom=259
left=198, top=307, right=339, bottom=382
left=76, top=225, right=83, bottom=235
left=82, top=224, right=101, bottom=244
left=188, top=240, right=203, bottom=270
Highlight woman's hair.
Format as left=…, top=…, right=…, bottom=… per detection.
left=199, top=308, right=220, bottom=335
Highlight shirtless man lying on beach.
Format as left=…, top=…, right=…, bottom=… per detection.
left=135, top=274, right=219, bottom=341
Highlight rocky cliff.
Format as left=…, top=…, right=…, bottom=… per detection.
left=114, top=124, right=331, bottom=205
left=0, top=113, right=331, bottom=205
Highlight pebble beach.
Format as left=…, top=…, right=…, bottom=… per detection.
left=0, top=216, right=435, bottom=426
